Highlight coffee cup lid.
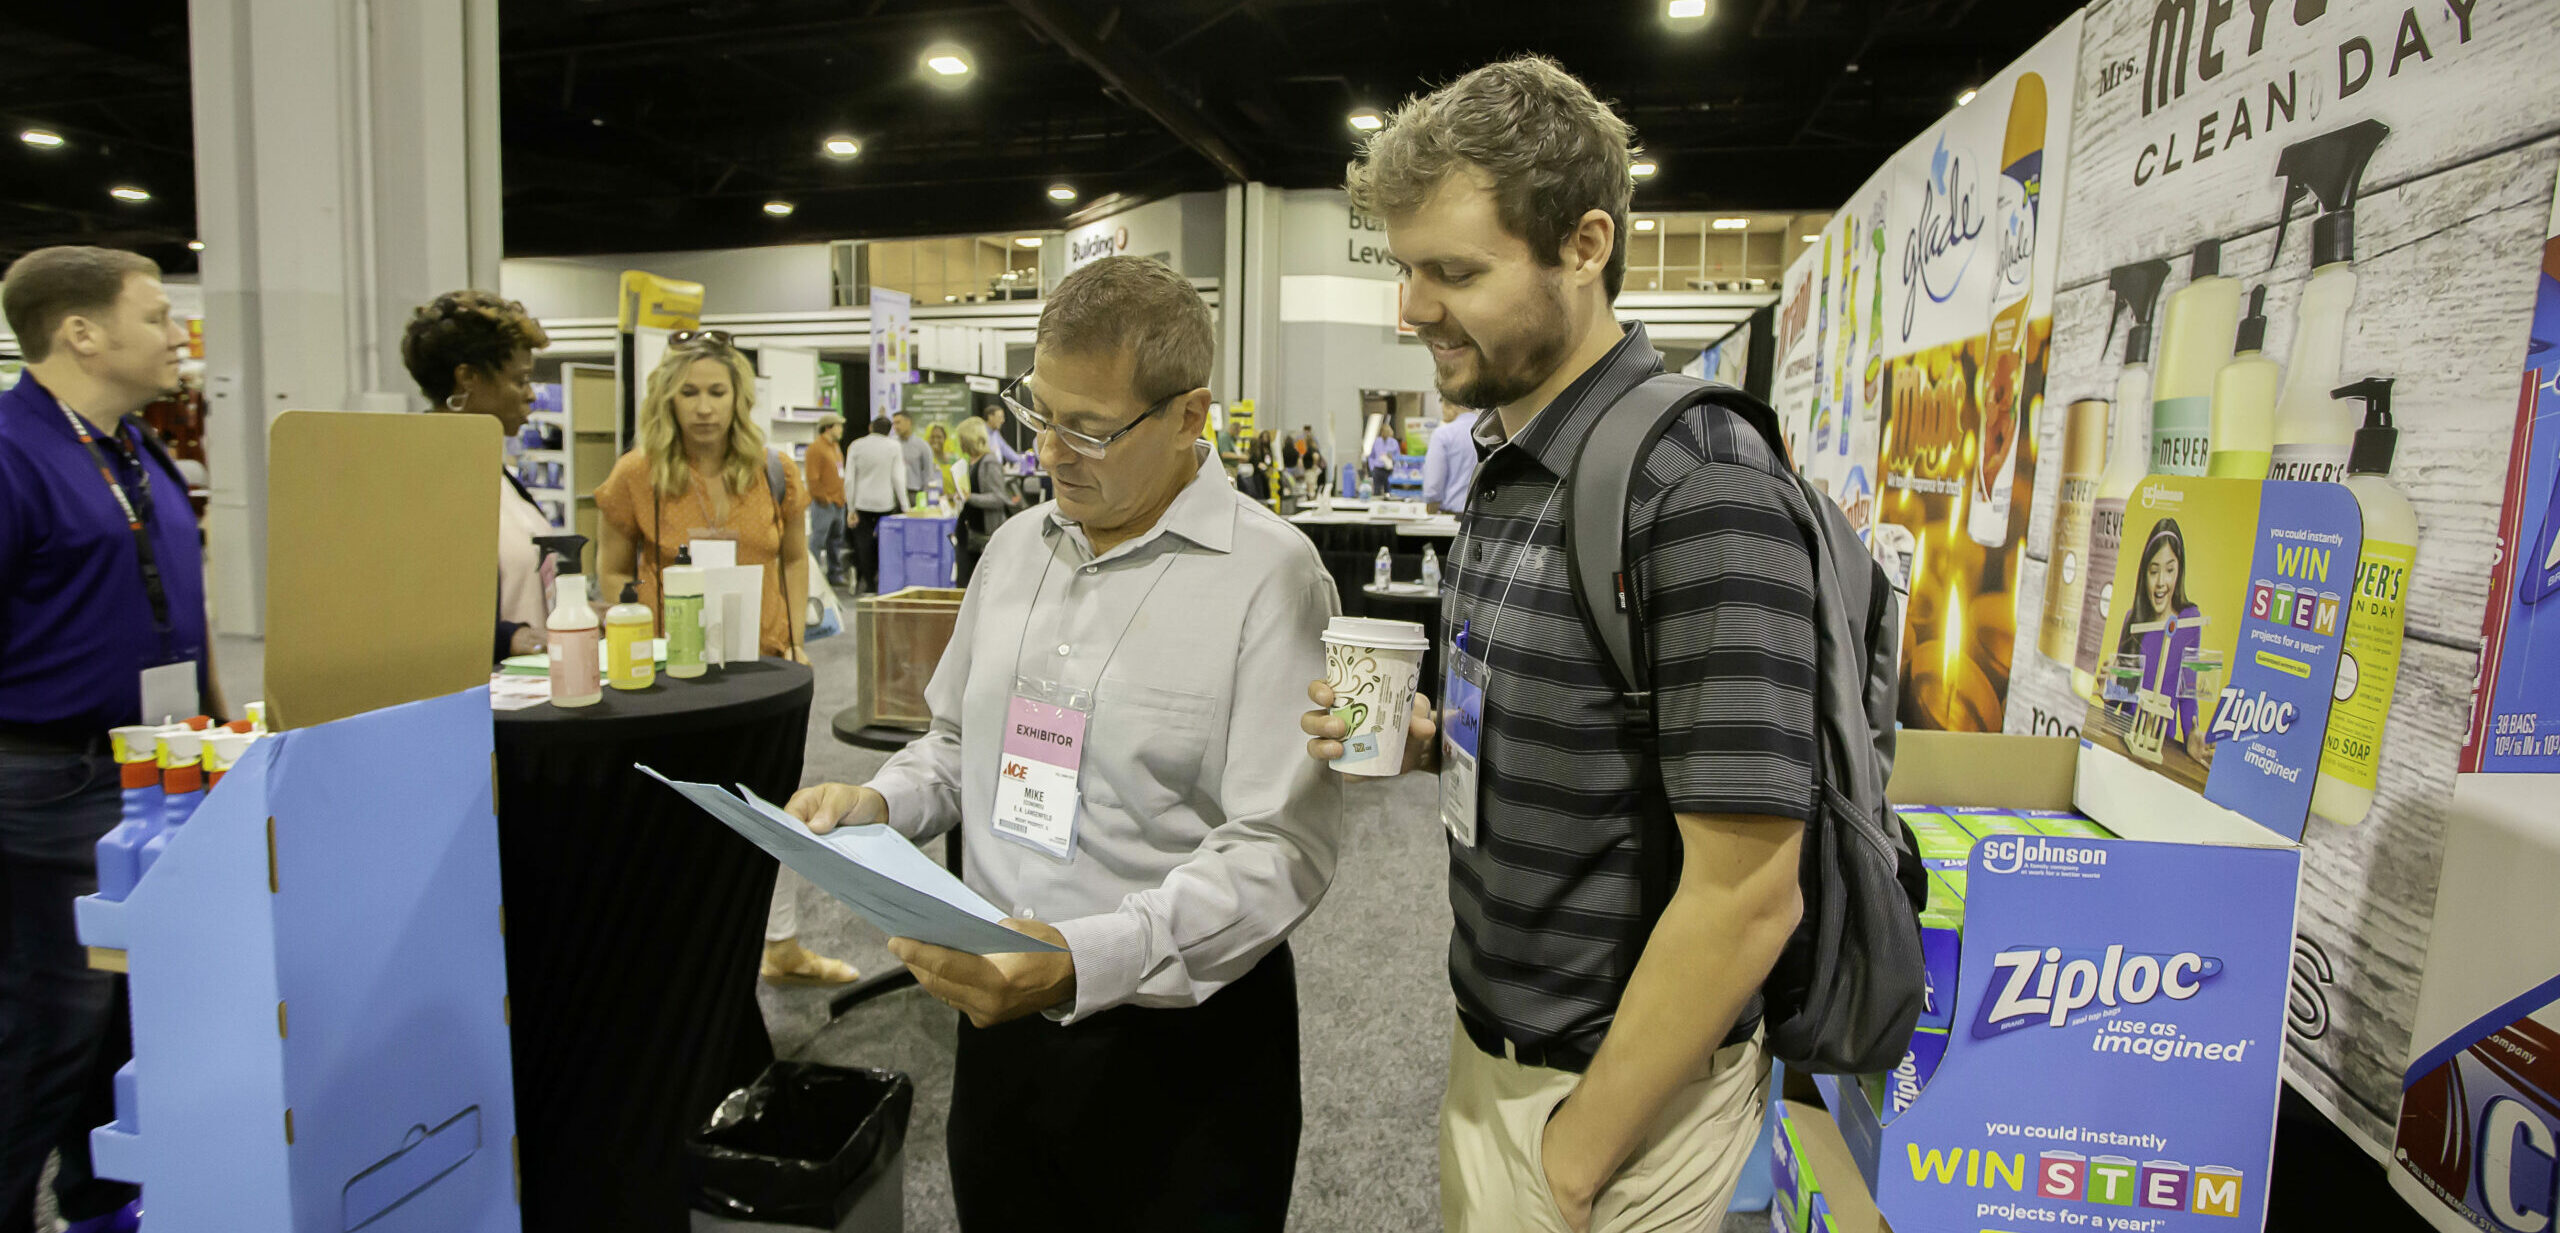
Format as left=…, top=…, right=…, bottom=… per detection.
left=1322, top=616, right=1429, bottom=651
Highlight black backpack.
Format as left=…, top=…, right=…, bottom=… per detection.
left=1563, top=373, right=1928, bottom=1075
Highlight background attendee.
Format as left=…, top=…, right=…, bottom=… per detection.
left=892, top=411, right=935, bottom=496
left=594, top=336, right=812, bottom=662
left=844, top=416, right=909, bottom=593
left=952, top=416, right=1020, bottom=585
left=981, top=403, right=1026, bottom=472
left=1420, top=401, right=1482, bottom=515
left=1240, top=429, right=1274, bottom=502
left=926, top=422, right=961, bottom=494
left=401, top=289, right=556, bottom=660
left=1315, top=55, right=1815, bottom=1233
left=0, top=245, right=207, bottom=1233
left=788, top=255, right=1342, bottom=1233
left=806, top=415, right=849, bottom=589
left=1365, top=419, right=1398, bottom=498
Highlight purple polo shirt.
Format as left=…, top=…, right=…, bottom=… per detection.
left=0, top=375, right=210, bottom=733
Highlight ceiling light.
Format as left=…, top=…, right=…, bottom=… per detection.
left=1956, top=87, right=1979, bottom=106
left=823, top=136, right=860, bottom=158
left=928, top=55, right=968, bottom=75
left=1711, top=217, right=1748, bottom=230
left=1630, top=161, right=1657, bottom=179
left=1348, top=110, right=1383, bottom=132
left=1667, top=0, right=1710, bottom=17
left=109, top=186, right=150, bottom=202
left=922, top=45, right=974, bottom=78
left=187, top=241, right=204, bottom=251
left=1801, top=233, right=1821, bottom=242
left=19, top=129, right=65, bottom=149
left=762, top=200, right=795, bottom=217
left=1047, top=185, right=1077, bottom=202
left=1014, top=236, right=1043, bottom=248
left=1633, top=219, right=1657, bottom=232
left=1000, top=271, right=1019, bottom=280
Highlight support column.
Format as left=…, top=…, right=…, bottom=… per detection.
left=189, top=0, right=502, bottom=636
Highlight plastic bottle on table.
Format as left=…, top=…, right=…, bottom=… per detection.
left=1375, top=547, right=1393, bottom=590
left=548, top=570, right=602, bottom=708
left=606, top=581, right=656, bottom=691
left=136, top=729, right=205, bottom=880
left=663, top=547, right=708, bottom=680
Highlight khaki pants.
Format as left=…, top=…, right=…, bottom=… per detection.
left=1440, top=1019, right=1768, bottom=1233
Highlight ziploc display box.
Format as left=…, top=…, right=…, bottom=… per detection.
left=1772, top=1100, right=1816, bottom=1233
left=1808, top=1193, right=1838, bottom=1233
left=2024, top=811, right=2116, bottom=840
left=1882, top=1029, right=1952, bottom=1124
left=1918, top=870, right=1966, bottom=1030
left=1947, top=806, right=2041, bottom=840
left=1898, top=808, right=1975, bottom=870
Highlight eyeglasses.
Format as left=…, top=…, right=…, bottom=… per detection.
left=669, top=329, right=736, bottom=350
left=998, top=370, right=1187, bottom=461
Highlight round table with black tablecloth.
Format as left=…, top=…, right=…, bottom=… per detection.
left=495, top=658, right=812, bottom=1232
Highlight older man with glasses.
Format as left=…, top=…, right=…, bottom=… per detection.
left=786, top=255, right=1344, bottom=1232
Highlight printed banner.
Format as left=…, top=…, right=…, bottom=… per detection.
left=1881, top=839, right=2299, bottom=1232
left=1777, top=15, right=2084, bottom=732
left=2466, top=168, right=2560, bottom=774
left=2000, top=0, right=2560, bottom=1148
left=870, top=287, right=912, bottom=424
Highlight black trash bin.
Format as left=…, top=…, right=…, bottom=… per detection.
left=688, top=1062, right=914, bottom=1232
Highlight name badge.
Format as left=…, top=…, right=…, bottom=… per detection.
left=991, top=694, right=1087, bottom=861
left=1439, top=623, right=1487, bottom=848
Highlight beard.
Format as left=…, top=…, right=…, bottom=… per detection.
left=1423, top=275, right=1573, bottom=411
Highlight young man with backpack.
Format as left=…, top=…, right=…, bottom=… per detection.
left=1304, top=57, right=1919, bottom=1233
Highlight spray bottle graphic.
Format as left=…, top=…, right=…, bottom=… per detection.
left=2073, top=258, right=2174, bottom=701
left=2268, top=119, right=2390, bottom=484
left=1970, top=71, right=2048, bottom=549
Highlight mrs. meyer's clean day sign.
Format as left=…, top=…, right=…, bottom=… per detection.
left=1881, top=839, right=2299, bottom=1231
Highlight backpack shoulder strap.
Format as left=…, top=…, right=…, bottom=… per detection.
left=1562, top=372, right=1715, bottom=728
left=766, top=449, right=786, bottom=507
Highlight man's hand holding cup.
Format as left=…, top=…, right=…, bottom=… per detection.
left=1304, top=679, right=1438, bottom=775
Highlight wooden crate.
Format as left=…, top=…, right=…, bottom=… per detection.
left=856, top=587, right=965, bottom=730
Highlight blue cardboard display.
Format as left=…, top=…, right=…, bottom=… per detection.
left=75, top=688, right=519, bottom=1233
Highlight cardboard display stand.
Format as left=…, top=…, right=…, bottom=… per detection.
left=74, top=410, right=520, bottom=1231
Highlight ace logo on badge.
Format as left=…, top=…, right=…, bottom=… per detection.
left=1003, top=759, right=1030, bottom=781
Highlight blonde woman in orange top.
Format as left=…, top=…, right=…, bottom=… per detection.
left=594, top=335, right=812, bottom=662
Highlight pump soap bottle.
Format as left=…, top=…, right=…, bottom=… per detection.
left=2209, top=287, right=2280, bottom=478
left=2268, top=119, right=2391, bottom=485
left=2312, top=378, right=2418, bottom=826
left=606, top=581, right=656, bottom=691
left=2074, top=258, right=2173, bottom=701
left=547, top=552, right=602, bottom=709
left=663, top=546, right=708, bottom=679
left=2149, top=241, right=2241, bottom=476
left=1969, top=71, right=2048, bottom=549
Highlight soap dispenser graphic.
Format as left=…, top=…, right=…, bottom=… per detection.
left=2267, top=119, right=2391, bottom=484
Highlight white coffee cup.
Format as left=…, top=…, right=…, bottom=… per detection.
left=1322, top=616, right=1431, bottom=777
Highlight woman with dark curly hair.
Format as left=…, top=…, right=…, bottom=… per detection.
left=400, top=290, right=554, bottom=662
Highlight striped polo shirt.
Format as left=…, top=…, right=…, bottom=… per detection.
left=1442, top=321, right=1820, bottom=1062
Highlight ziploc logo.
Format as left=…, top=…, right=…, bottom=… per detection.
left=2208, top=689, right=2298, bottom=743
left=1974, top=945, right=2224, bottom=1039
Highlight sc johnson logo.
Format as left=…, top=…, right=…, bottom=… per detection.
left=2136, top=484, right=2189, bottom=512
left=1977, top=836, right=2106, bottom=875
left=1905, top=1145, right=2247, bottom=1218
left=1975, top=944, right=2224, bottom=1037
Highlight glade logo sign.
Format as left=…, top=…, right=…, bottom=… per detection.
left=1070, top=226, right=1128, bottom=264
left=1898, top=137, right=1984, bottom=342
left=1977, top=836, right=2107, bottom=875
left=1976, top=944, right=2223, bottom=1037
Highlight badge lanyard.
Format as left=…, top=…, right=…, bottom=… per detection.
left=56, top=404, right=175, bottom=649
left=1439, top=481, right=1563, bottom=848
left=988, top=535, right=1182, bottom=862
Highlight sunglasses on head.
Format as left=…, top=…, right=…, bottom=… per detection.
left=669, top=329, right=736, bottom=350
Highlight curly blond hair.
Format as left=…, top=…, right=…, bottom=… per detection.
left=1345, top=56, right=1640, bottom=298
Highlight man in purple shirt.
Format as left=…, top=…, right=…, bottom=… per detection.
left=1420, top=403, right=1482, bottom=514
left=0, top=246, right=210, bottom=1233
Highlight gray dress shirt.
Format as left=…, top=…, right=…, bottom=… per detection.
left=899, top=433, right=937, bottom=491
left=866, top=442, right=1345, bottom=1021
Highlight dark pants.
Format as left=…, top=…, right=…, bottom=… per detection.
left=947, top=944, right=1300, bottom=1233
left=0, top=749, right=137, bottom=1232
left=853, top=508, right=890, bottom=593
left=812, top=501, right=848, bottom=585
left=1369, top=465, right=1393, bottom=498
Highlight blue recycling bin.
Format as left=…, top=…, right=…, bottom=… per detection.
left=878, top=514, right=955, bottom=594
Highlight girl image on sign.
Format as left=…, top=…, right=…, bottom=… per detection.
left=2112, top=518, right=2212, bottom=766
